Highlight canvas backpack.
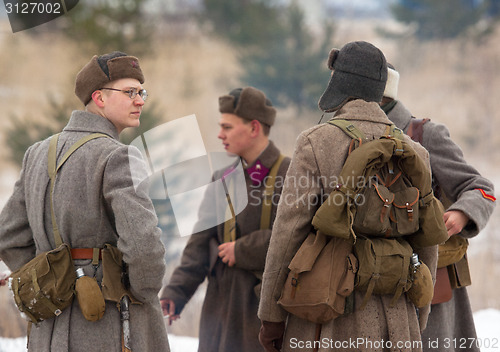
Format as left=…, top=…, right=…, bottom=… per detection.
left=312, top=119, right=448, bottom=247
left=311, top=119, right=447, bottom=308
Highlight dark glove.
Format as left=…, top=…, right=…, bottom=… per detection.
left=259, top=320, right=285, bottom=352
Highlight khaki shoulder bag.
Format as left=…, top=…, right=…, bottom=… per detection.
left=278, top=231, right=357, bottom=324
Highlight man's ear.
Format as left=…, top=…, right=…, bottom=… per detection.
left=91, top=90, right=105, bottom=108
left=250, top=120, right=261, bottom=137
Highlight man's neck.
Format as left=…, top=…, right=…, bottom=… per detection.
left=242, top=138, right=270, bottom=166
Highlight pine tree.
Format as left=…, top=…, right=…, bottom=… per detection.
left=391, top=0, right=486, bottom=40
left=201, top=0, right=333, bottom=110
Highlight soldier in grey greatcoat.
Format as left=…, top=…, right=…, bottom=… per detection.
left=381, top=65, right=496, bottom=352
left=159, top=87, right=291, bottom=352
left=258, top=41, right=438, bottom=352
left=0, top=52, right=169, bottom=352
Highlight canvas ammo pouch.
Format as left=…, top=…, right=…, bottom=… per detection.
left=101, top=244, right=141, bottom=305
left=437, top=235, right=468, bottom=268
left=9, top=243, right=76, bottom=324
left=353, top=177, right=420, bottom=238
left=354, top=236, right=413, bottom=309
left=278, top=231, right=357, bottom=324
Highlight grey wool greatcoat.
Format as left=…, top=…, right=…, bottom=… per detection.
left=386, top=100, right=496, bottom=352
left=258, top=99, right=438, bottom=352
left=0, top=111, right=170, bottom=352
left=161, top=141, right=290, bottom=352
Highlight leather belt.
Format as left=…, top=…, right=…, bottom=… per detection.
left=71, top=248, right=102, bottom=260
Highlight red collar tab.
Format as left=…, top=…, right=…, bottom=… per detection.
left=246, top=160, right=269, bottom=185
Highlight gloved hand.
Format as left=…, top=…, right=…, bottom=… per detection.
left=259, top=320, right=285, bottom=352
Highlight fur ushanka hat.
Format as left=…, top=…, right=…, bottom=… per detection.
left=75, top=51, right=145, bottom=105
left=383, top=63, right=400, bottom=100
left=219, top=87, right=276, bottom=127
left=318, top=41, right=387, bottom=112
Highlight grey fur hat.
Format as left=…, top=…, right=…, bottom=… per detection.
left=318, top=41, right=387, bottom=112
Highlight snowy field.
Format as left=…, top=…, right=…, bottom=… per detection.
left=0, top=334, right=198, bottom=352
left=1, top=309, right=499, bottom=352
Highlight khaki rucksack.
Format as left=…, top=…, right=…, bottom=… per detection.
left=278, top=231, right=357, bottom=324
left=311, top=119, right=446, bottom=307
left=312, top=119, right=448, bottom=248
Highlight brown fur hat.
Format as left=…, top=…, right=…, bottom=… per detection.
left=75, top=51, right=145, bottom=105
left=219, top=87, right=276, bottom=127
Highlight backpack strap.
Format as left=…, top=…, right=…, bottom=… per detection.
left=385, top=124, right=405, bottom=141
left=329, top=119, right=404, bottom=145
left=260, top=154, right=286, bottom=230
left=359, top=252, right=381, bottom=310
left=328, top=119, right=365, bottom=151
left=48, top=133, right=111, bottom=247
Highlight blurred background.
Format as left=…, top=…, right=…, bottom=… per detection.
left=0, top=0, right=499, bottom=341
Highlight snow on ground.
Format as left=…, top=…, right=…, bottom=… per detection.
left=1, top=309, right=499, bottom=352
left=0, top=334, right=199, bottom=352
left=474, top=309, right=500, bottom=352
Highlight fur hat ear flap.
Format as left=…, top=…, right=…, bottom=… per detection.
left=219, top=95, right=236, bottom=114
left=327, top=48, right=340, bottom=70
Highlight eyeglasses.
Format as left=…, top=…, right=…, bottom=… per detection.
left=100, top=87, right=148, bottom=101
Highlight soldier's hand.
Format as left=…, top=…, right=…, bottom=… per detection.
left=218, top=241, right=236, bottom=267
left=0, top=271, right=9, bottom=287
left=443, top=210, right=469, bottom=237
left=160, top=298, right=180, bottom=326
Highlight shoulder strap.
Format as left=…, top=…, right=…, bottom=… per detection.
left=223, top=184, right=237, bottom=243
left=328, top=119, right=404, bottom=152
left=407, top=117, right=430, bottom=143
left=328, top=119, right=366, bottom=152
left=386, top=124, right=405, bottom=141
left=222, top=154, right=286, bottom=242
left=260, top=154, right=286, bottom=230
left=48, top=133, right=111, bottom=247
left=328, top=119, right=366, bottom=140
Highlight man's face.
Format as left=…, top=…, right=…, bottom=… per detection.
left=218, top=113, right=254, bottom=157
left=100, top=78, right=145, bottom=134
